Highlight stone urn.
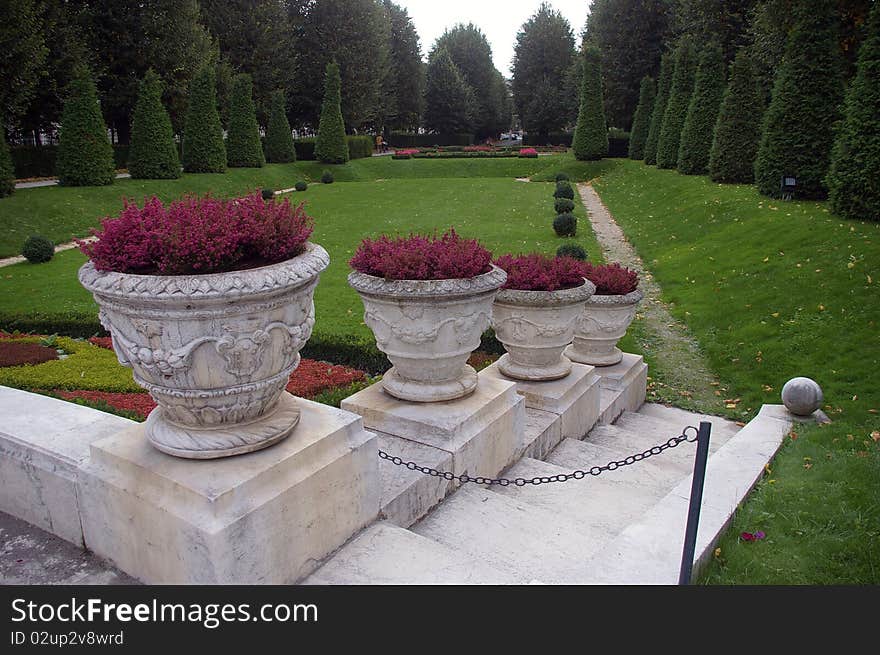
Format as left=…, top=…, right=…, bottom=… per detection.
left=348, top=265, right=507, bottom=402
left=78, top=242, right=330, bottom=459
left=565, top=289, right=643, bottom=366
left=491, top=280, right=595, bottom=381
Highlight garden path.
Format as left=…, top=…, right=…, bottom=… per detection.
left=578, top=183, right=723, bottom=413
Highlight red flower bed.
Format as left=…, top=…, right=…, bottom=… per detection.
left=54, top=390, right=158, bottom=418
left=89, top=336, right=114, bottom=350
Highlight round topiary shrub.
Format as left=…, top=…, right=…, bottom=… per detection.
left=554, top=197, right=575, bottom=214
left=295, top=180, right=308, bottom=192
left=21, top=235, right=55, bottom=263
left=321, top=169, right=334, bottom=184
left=555, top=172, right=570, bottom=182
left=554, top=181, right=574, bottom=200
left=556, top=243, right=587, bottom=260
left=261, top=188, right=274, bottom=200
left=553, top=213, right=577, bottom=237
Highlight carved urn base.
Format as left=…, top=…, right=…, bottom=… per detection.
left=564, top=290, right=643, bottom=367
left=382, top=364, right=478, bottom=403
left=497, top=353, right=571, bottom=381
left=146, top=392, right=301, bottom=459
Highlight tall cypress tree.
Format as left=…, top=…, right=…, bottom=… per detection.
left=572, top=46, right=609, bottom=161
left=827, top=2, right=880, bottom=221
left=656, top=41, right=697, bottom=169
left=182, top=65, right=226, bottom=173
left=57, top=64, right=115, bottom=187
left=314, top=61, right=349, bottom=165
left=644, top=53, right=673, bottom=165
left=264, top=90, right=296, bottom=163
left=709, top=49, right=763, bottom=184
left=677, top=43, right=726, bottom=175
left=128, top=69, right=180, bottom=179
left=628, top=76, right=656, bottom=159
left=754, top=0, right=844, bottom=199
left=0, top=128, right=14, bottom=198
left=226, top=73, right=264, bottom=168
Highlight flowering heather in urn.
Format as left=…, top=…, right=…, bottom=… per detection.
left=80, top=192, right=314, bottom=275
left=349, top=228, right=492, bottom=280
left=494, top=254, right=589, bottom=291
left=584, top=262, right=639, bottom=295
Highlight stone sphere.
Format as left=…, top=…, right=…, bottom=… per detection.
left=781, top=377, right=823, bottom=416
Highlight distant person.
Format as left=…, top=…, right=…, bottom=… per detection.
left=376, top=134, right=384, bottom=153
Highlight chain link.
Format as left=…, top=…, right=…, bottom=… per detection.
left=378, top=426, right=700, bottom=486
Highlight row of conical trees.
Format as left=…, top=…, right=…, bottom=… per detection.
left=625, top=0, right=879, bottom=222
left=1, top=60, right=349, bottom=196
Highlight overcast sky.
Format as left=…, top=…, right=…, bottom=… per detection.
left=394, top=0, right=590, bottom=78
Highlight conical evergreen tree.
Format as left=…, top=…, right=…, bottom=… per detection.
left=314, top=61, right=349, bottom=164
left=0, top=128, right=14, bottom=198
left=754, top=0, right=844, bottom=199
left=572, top=46, right=608, bottom=161
left=424, top=48, right=476, bottom=134
left=182, top=65, right=226, bottom=173
left=656, top=41, right=697, bottom=169
left=644, top=53, right=673, bottom=165
left=128, top=69, right=181, bottom=179
left=264, top=90, right=296, bottom=163
left=827, top=3, right=880, bottom=221
left=57, top=64, right=115, bottom=186
left=226, top=74, right=265, bottom=168
left=628, top=77, right=655, bottom=159
left=677, top=43, right=726, bottom=175
left=709, top=49, right=763, bottom=183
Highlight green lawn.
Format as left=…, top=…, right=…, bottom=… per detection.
left=592, top=159, right=880, bottom=584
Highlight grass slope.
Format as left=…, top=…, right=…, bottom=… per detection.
left=593, top=159, right=880, bottom=584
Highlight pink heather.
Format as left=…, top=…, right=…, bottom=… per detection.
left=584, top=262, right=640, bottom=295
left=494, top=253, right=590, bottom=291
left=350, top=228, right=492, bottom=280
left=79, top=192, right=314, bottom=275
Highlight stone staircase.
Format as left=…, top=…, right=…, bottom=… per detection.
left=306, top=402, right=759, bottom=585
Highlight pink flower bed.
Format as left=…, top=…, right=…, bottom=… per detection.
left=584, top=262, right=639, bottom=295
left=518, top=148, right=538, bottom=158
left=394, top=148, right=419, bottom=156
left=494, top=254, right=589, bottom=292
left=350, top=228, right=493, bottom=280
left=80, top=192, right=314, bottom=275
left=464, top=145, right=493, bottom=152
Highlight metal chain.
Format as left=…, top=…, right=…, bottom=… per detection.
left=378, top=425, right=700, bottom=487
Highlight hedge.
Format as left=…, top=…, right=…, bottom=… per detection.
left=293, top=136, right=373, bottom=161
left=10, top=145, right=131, bottom=179
left=523, top=132, right=573, bottom=147
left=387, top=132, right=474, bottom=147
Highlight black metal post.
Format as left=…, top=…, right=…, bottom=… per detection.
left=678, top=421, right=712, bottom=585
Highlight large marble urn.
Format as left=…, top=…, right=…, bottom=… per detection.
left=348, top=265, right=507, bottom=402
left=565, top=289, right=643, bottom=366
left=491, top=280, right=595, bottom=380
left=78, top=242, right=330, bottom=459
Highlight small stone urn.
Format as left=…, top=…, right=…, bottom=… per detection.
left=348, top=266, right=507, bottom=402
left=78, top=243, right=330, bottom=459
left=491, top=279, right=595, bottom=380
left=565, top=289, right=643, bottom=366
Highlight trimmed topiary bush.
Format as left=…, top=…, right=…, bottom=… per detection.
left=754, top=0, right=844, bottom=199
left=572, top=46, right=609, bottom=161
left=709, top=49, right=764, bottom=184
left=554, top=197, right=575, bottom=214
left=0, top=128, right=13, bottom=197
left=314, top=61, right=349, bottom=164
left=182, top=66, right=226, bottom=173
left=57, top=64, right=115, bottom=186
left=264, top=89, right=296, bottom=164
left=657, top=41, right=697, bottom=169
left=21, top=235, right=55, bottom=263
left=827, top=2, right=880, bottom=221
left=321, top=169, right=334, bottom=184
left=644, top=53, right=673, bottom=165
left=294, top=180, right=308, bottom=192
left=553, top=213, right=577, bottom=237
left=554, top=181, right=574, bottom=199
left=128, top=69, right=181, bottom=180
left=677, top=43, right=726, bottom=175
left=226, top=73, right=265, bottom=168
left=628, top=76, right=656, bottom=160
left=261, top=188, right=274, bottom=200
left=556, top=243, right=587, bottom=260
left=555, top=172, right=570, bottom=182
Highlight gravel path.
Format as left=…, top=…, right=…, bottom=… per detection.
left=578, top=182, right=724, bottom=412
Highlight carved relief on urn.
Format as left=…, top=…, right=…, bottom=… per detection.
left=564, top=290, right=643, bottom=367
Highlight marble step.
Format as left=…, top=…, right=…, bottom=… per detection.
left=305, top=521, right=519, bottom=585
left=637, top=403, right=742, bottom=440
left=411, top=485, right=602, bottom=584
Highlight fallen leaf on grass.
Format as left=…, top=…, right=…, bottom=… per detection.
left=857, top=451, right=869, bottom=458
left=871, top=431, right=880, bottom=442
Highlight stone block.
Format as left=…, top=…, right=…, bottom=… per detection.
left=341, top=372, right=524, bottom=480
left=594, top=353, right=648, bottom=424
left=78, top=394, right=380, bottom=584
left=0, top=386, right=136, bottom=546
